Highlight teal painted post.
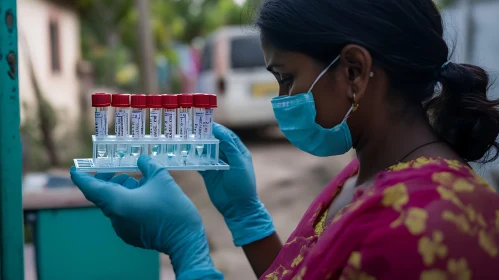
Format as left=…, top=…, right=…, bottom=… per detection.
left=0, top=0, right=24, bottom=279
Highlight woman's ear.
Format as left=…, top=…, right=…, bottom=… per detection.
left=339, top=44, right=373, bottom=103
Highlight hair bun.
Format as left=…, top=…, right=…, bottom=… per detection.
left=435, top=61, right=452, bottom=81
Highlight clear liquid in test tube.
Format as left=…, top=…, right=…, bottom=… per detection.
left=112, top=93, right=131, bottom=166
left=193, top=94, right=210, bottom=162
left=147, top=95, right=163, bottom=157
left=162, top=94, right=178, bottom=164
left=130, top=94, right=147, bottom=162
left=204, top=94, right=217, bottom=163
left=92, top=93, right=111, bottom=164
left=177, top=94, right=193, bottom=165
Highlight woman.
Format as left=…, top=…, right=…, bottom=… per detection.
left=71, top=0, right=499, bottom=279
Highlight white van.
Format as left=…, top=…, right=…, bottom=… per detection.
left=196, top=26, right=278, bottom=129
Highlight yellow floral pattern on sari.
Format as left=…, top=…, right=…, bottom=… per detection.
left=418, top=231, right=448, bottom=266
left=382, top=183, right=409, bottom=211
left=432, top=172, right=455, bottom=186
left=420, top=258, right=472, bottom=280
left=391, top=207, right=428, bottom=235
left=478, top=229, right=498, bottom=257
left=452, top=179, right=475, bottom=192
left=340, top=252, right=376, bottom=280
left=261, top=157, right=499, bottom=280
left=442, top=210, right=471, bottom=233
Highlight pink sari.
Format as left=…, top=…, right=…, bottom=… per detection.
left=262, top=157, right=499, bottom=280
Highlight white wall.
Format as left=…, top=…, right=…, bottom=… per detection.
left=17, top=0, right=81, bottom=141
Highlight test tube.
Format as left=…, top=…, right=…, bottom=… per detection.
left=112, top=93, right=131, bottom=166
left=147, top=94, right=163, bottom=156
left=204, top=94, right=217, bottom=163
left=204, top=94, right=217, bottom=139
left=92, top=93, right=111, bottom=162
left=163, top=94, right=178, bottom=163
left=177, top=94, right=194, bottom=165
left=130, top=94, right=147, bottom=160
left=193, top=94, right=210, bottom=160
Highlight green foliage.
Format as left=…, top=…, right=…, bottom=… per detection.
left=20, top=103, right=51, bottom=171
left=78, top=0, right=260, bottom=88
left=438, top=0, right=458, bottom=9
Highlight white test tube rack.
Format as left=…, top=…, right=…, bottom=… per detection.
left=73, top=135, right=229, bottom=173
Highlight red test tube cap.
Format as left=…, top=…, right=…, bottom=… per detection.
left=208, top=94, right=218, bottom=108
left=92, top=93, right=111, bottom=107
left=131, top=94, right=147, bottom=108
left=162, top=94, right=179, bottom=109
left=177, top=94, right=194, bottom=108
left=112, top=94, right=131, bottom=107
left=194, top=94, right=210, bottom=108
left=147, top=94, right=163, bottom=108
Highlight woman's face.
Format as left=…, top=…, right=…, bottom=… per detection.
left=260, top=36, right=381, bottom=139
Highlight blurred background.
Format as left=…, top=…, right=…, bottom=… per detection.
left=18, top=0, right=498, bottom=279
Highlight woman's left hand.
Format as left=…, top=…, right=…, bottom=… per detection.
left=70, top=155, right=223, bottom=280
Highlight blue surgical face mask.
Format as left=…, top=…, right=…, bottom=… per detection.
left=271, top=55, right=354, bottom=157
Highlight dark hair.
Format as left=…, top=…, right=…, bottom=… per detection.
left=256, top=0, right=499, bottom=162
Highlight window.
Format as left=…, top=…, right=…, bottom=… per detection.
left=230, top=35, right=266, bottom=69
left=49, top=19, right=61, bottom=73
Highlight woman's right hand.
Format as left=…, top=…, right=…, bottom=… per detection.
left=199, top=123, right=275, bottom=246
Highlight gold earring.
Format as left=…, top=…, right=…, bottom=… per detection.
left=353, top=93, right=359, bottom=112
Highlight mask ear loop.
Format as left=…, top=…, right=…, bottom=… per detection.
left=341, top=93, right=359, bottom=123
left=352, top=93, right=359, bottom=112
left=308, top=55, right=341, bottom=92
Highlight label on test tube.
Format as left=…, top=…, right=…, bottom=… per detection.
left=132, top=110, right=145, bottom=138
left=95, top=111, right=108, bottom=137
left=194, top=110, right=204, bottom=139
left=203, top=109, right=214, bottom=138
left=125, top=110, right=130, bottom=136
left=115, top=109, right=127, bottom=137
left=178, top=112, right=189, bottom=139
left=150, top=110, right=161, bottom=138
left=165, top=110, right=177, bottom=139
left=142, top=110, right=146, bottom=136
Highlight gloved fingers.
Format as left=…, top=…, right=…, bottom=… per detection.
left=213, top=123, right=251, bottom=159
left=70, top=167, right=123, bottom=207
left=137, top=154, right=165, bottom=179
left=108, top=174, right=131, bottom=185
left=137, top=155, right=176, bottom=189
left=198, top=140, right=237, bottom=180
left=231, top=134, right=251, bottom=158
left=95, top=173, right=116, bottom=181
left=123, top=177, right=140, bottom=189
left=108, top=174, right=139, bottom=189
left=218, top=139, right=247, bottom=167
left=216, top=124, right=250, bottom=157
left=197, top=169, right=219, bottom=181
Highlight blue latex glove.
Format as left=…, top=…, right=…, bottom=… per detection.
left=70, top=155, right=223, bottom=280
left=199, top=123, right=275, bottom=247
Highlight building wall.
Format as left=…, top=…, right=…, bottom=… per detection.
left=17, top=0, right=81, bottom=141
left=443, top=1, right=499, bottom=190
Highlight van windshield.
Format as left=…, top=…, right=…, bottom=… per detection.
left=230, top=35, right=266, bottom=69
